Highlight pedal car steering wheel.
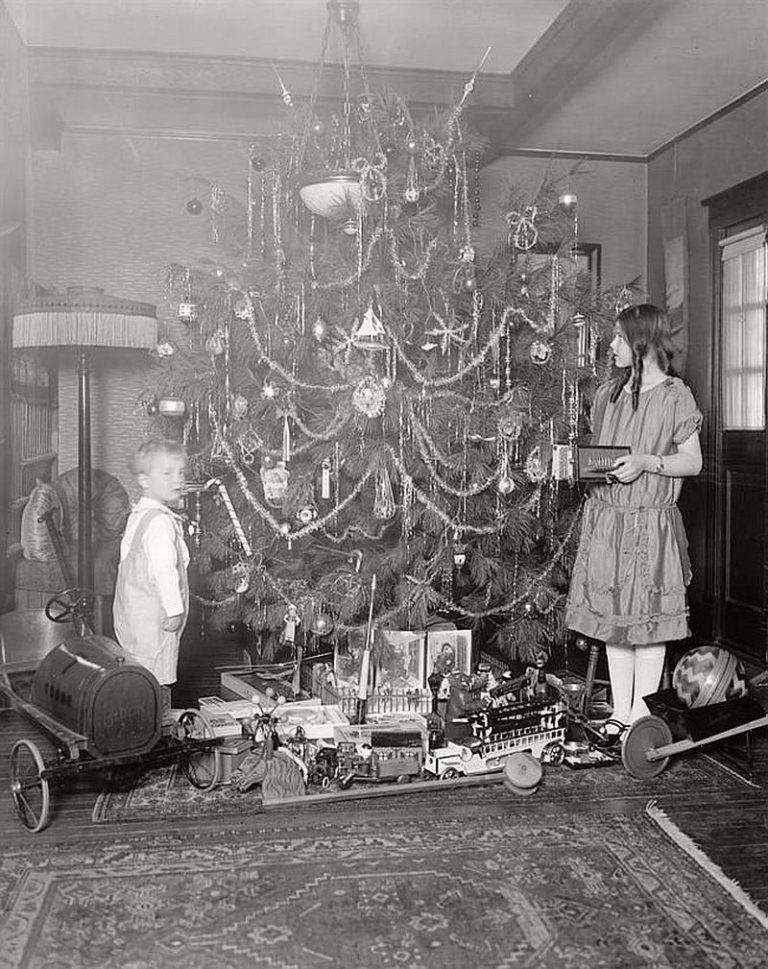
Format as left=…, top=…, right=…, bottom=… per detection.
left=45, top=588, right=96, bottom=624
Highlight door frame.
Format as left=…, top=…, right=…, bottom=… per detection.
left=703, top=171, right=768, bottom=665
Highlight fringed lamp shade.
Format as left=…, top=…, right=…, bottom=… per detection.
left=13, top=288, right=157, bottom=351
left=12, top=287, right=157, bottom=599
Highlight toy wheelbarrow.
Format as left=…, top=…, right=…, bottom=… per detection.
left=621, top=687, right=768, bottom=779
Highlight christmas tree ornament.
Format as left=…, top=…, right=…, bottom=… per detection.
left=205, top=477, right=254, bottom=557
left=506, top=205, right=538, bottom=251
left=558, top=191, right=578, bottom=214
left=283, top=603, right=301, bottom=644
left=233, top=298, right=252, bottom=321
left=529, top=340, right=552, bottom=365
left=154, top=340, right=176, bottom=357
left=373, top=465, right=396, bottom=519
left=498, top=411, right=524, bottom=442
left=262, top=381, right=277, bottom=399
left=525, top=446, right=548, bottom=483
left=157, top=397, right=186, bottom=417
left=352, top=374, right=386, bottom=417
left=145, top=399, right=159, bottom=417
left=311, top=118, right=326, bottom=138
left=282, top=414, right=292, bottom=462
left=352, top=304, right=388, bottom=350
left=232, top=562, right=251, bottom=595
left=453, top=544, right=467, bottom=568
left=312, top=316, right=327, bottom=341
left=186, top=198, right=203, bottom=215
left=296, top=503, right=318, bottom=524
left=177, top=301, right=198, bottom=324
left=236, top=425, right=263, bottom=466
left=232, top=394, right=249, bottom=421
left=311, top=612, right=334, bottom=637
left=497, top=474, right=515, bottom=495
left=320, top=458, right=332, bottom=500
left=404, top=135, right=421, bottom=202
left=205, top=330, right=226, bottom=356
left=269, top=60, right=294, bottom=107
left=352, top=153, right=388, bottom=203
left=260, top=459, right=290, bottom=507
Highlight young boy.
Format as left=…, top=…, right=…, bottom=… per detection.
left=113, top=439, right=189, bottom=713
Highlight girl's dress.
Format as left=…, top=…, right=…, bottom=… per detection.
left=566, top=376, right=702, bottom=646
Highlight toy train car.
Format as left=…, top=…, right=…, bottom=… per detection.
left=29, top=634, right=163, bottom=759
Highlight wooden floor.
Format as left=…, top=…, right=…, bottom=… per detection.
left=2, top=628, right=768, bottom=919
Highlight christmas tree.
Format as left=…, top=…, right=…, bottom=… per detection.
left=146, top=1, right=629, bottom=671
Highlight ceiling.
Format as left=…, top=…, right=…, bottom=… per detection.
left=5, top=0, right=768, bottom=159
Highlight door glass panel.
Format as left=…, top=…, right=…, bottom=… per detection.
left=721, top=231, right=767, bottom=430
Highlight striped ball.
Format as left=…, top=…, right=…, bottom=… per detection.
left=672, top=645, right=747, bottom=709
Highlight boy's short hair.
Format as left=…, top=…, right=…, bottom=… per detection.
left=131, top=438, right=187, bottom=476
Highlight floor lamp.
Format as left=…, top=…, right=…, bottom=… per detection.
left=13, top=287, right=157, bottom=597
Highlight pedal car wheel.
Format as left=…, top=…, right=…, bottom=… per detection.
left=178, top=709, right=221, bottom=791
left=10, top=739, right=51, bottom=832
left=621, top=715, right=673, bottom=779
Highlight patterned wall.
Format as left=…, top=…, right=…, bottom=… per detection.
left=28, top=134, right=248, bottom=495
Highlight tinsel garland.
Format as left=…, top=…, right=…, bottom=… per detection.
left=221, top=436, right=375, bottom=544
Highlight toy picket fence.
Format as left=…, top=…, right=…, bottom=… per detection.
left=306, top=665, right=432, bottom=717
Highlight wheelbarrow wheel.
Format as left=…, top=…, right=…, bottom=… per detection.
left=622, top=715, right=674, bottom=780
left=177, top=709, right=221, bottom=791
left=10, top=739, right=51, bottom=832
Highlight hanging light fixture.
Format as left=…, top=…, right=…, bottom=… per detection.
left=297, top=0, right=370, bottom=231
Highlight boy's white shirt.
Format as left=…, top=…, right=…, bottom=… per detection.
left=119, top=496, right=189, bottom=617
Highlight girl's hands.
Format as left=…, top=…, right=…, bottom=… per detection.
left=608, top=453, right=651, bottom=484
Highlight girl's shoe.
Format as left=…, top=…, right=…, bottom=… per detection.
left=594, top=719, right=628, bottom=749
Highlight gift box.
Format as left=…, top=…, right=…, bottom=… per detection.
left=574, top=445, right=630, bottom=481
left=219, top=737, right=254, bottom=783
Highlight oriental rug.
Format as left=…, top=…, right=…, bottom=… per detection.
left=92, top=750, right=753, bottom=825
left=2, top=806, right=768, bottom=969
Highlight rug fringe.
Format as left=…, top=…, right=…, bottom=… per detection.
left=702, top=753, right=760, bottom=789
left=645, top=800, right=768, bottom=931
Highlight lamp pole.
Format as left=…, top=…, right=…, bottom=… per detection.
left=77, top=348, right=94, bottom=593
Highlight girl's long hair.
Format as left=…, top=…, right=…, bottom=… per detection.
left=609, top=303, right=677, bottom=410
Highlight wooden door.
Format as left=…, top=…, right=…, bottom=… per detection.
left=713, top=222, right=768, bottom=662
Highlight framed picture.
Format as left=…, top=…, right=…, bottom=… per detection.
left=425, top=630, right=472, bottom=684
left=525, top=242, right=601, bottom=294
left=333, top=630, right=369, bottom=691
left=375, top=631, right=425, bottom=692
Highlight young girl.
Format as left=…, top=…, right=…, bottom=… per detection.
left=566, top=304, right=703, bottom=733
left=113, top=439, right=189, bottom=713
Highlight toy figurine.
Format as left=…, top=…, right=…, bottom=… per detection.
left=444, top=670, right=489, bottom=741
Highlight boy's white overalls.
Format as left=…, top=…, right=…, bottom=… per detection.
left=113, top=505, right=189, bottom=686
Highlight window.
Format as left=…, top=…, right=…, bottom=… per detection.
left=720, top=225, right=767, bottom=430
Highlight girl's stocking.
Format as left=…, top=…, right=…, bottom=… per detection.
left=605, top=642, right=634, bottom=726
left=629, top=643, right=666, bottom=722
